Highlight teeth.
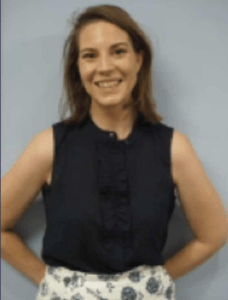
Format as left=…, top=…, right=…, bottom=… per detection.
left=97, top=80, right=121, bottom=88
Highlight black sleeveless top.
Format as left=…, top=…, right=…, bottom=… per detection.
left=41, top=112, right=177, bottom=274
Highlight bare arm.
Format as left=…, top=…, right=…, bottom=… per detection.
left=164, top=131, right=228, bottom=281
left=1, top=231, right=47, bottom=286
left=1, top=127, right=54, bottom=286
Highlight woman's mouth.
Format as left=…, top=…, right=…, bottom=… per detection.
left=95, top=79, right=122, bottom=89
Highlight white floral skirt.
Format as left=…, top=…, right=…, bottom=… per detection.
left=35, top=264, right=176, bottom=300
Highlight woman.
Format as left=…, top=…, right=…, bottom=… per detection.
left=1, top=4, right=227, bottom=300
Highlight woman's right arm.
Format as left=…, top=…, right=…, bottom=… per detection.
left=1, top=127, right=54, bottom=286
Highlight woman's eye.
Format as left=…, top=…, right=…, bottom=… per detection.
left=83, top=53, right=94, bottom=59
left=115, top=49, right=126, bottom=55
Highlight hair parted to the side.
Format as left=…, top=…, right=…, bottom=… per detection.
left=59, top=4, right=163, bottom=125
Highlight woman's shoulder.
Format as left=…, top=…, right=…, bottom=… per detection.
left=35, top=126, right=55, bottom=165
left=35, top=120, right=80, bottom=159
left=153, top=121, right=175, bottom=131
left=150, top=121, right=176, bottom=141
left=34, top=125, right=57, bottom=187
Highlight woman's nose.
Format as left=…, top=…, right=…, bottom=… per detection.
left=96, top=54, right=114, bottom=71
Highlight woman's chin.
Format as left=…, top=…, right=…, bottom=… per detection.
left=93, top=97, right=126, bottom=107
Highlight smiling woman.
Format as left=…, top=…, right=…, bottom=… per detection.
left=77, top=20, right=143, bottom=120
left=1, top=3, right=227, bottom=300
left=60, top=4, right=161, bottom=130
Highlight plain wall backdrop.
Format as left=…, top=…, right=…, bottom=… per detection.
left=1, top=0, right=228, bottom=299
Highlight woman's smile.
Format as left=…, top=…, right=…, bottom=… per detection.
left=95, top=79, right=123, bottom=91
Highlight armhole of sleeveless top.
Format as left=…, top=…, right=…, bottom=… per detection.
left=168, top=126, right=175, bottom=187
left=41, top=121, right=67, bottom=196
left=154, top=122, right=175, bottom=187
left=164, top=124, right=178, bottom=203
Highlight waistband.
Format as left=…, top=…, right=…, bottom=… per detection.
left=45, top=264, right=170, bottom=283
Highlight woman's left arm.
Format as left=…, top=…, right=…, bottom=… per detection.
left=164, top=130, right=228, bottom=282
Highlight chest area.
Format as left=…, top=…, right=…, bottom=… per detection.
left=46, top=138, right=174, bottom=217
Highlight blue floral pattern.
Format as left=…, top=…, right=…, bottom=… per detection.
left=35, top=265, right=175, bottom=300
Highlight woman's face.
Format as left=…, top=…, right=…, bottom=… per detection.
left=77, top=20, right=143, bottom=110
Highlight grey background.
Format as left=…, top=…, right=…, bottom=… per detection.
left=1, top=0, right=228, bottom=299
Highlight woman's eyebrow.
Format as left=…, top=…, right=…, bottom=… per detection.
left=80, top=42, right=128, bottom=53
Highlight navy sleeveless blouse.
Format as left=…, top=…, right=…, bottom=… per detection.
left=41, top=112, right=176, bottom=274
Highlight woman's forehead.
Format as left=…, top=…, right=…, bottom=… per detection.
left=78, top=21, right=131, bottom=48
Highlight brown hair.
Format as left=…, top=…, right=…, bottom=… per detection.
left=59, top=4, right=163, bottom=125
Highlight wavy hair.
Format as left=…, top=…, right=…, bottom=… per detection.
left=59, top=4, right=163, bottom=125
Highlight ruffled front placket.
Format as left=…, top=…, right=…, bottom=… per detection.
left=94, top=138, right=133, bottom=251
